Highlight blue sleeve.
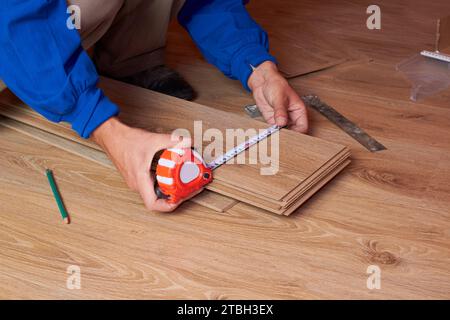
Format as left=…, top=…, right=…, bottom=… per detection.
left=0, top=0, right=119, bottom=139
left=178, top=0, right=277, bottom=91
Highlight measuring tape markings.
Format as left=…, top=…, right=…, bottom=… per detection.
left=206, top=124, right=283, bottom=170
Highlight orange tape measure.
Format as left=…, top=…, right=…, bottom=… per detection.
left=155, top=148, right=213, bottom=203
left=155, top=125, right=283, bottom=203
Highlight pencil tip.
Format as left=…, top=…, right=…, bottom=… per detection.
left=63, top=217, right=70, bottom=224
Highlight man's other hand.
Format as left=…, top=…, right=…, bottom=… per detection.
left=248, top=61, right=308, bottom=133
left=92, top=117, right=196, bottom=212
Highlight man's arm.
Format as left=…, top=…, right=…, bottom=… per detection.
left=179, top=0, right=308, bottom=132
left=0, top=0, right=118, bottom=138
left=0, top=0, right=190, bottom=212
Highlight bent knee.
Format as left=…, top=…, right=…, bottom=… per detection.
left=67, top=0, right=124, bottom=36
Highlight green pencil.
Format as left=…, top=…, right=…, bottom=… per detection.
left=45, top=169, right=70, bottom=224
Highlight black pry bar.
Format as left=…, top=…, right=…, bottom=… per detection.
left=301, top=95, right=387, bottom=152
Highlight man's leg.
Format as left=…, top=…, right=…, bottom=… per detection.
left=71, top=0, right=193, bottom=100
left=68, top=0, right=124, bottom=50
left=95, top=0, right=193, bottom=100
left=94, top=0, right=183, bottom=78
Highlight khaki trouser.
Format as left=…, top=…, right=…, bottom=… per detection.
left=71, top=0, right=185, bottom=78
left=2, top=0, right=184, bottom=92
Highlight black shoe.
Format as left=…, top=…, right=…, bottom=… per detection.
left=119, top=65, right=196, bottom=101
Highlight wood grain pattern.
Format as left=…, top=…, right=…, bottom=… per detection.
left=0, top=116, right=238, bottom=213
left=0, top=78, right=350, bottom=214
left=0, top=127, right=448, bottom=299
left=98, top=79, right=350, bottom=214
left=0, top=91, right=100, bottom=151
left=0, top=115, right=112, bottom=167
left=250, top=4, right=355, bottom=78
left=266, top=23, right=351, bottom=78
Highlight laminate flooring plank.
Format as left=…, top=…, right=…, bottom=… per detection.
left=0, top=116, right=112, bottom=168
left=167, top=0, right=450, bottom=113
left=262, top=22, right=352, bottom=78
left=99, top=78, right=348, bottom=202
left=209, top=149, right=350, bottom=211
left=0, top=83, right=349, bottom=211
left=1, top=0, right=450, bottom=300
left=210, top=158, right=350, bottom=215
left=0, top=94, right=347, bottom=214
left=0, top=96, right=100, bottom=151
left=0, top=116, right=238, bottom=213
left=0, top=80, right=348, bottom=202
left=1, top=127, right=448, bottom=299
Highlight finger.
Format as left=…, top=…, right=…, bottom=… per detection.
left=259, top=108, right=276, bottom=125
left=288, top=100, right=309, bottom=133
left=263, top=114, right=276, bottom=125
left=271, top=96, right=289, bottom=127
left=252, top=91, right=275, bottom=124
left=153, top=187, right=205, bottom=212
left=137, top=170, right=159, bottom=210
left=137, top=170, right=178, bottom=213
left=151, top=198, right=180, bottom=213
left=143, top=172, right=189, bottom=212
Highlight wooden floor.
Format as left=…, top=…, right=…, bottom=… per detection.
left=1, top=0, right=449, bottom=299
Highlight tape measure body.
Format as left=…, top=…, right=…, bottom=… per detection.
left=156, top=148, right=213, bottom=203
left=156, top=125, right=283, bottom=203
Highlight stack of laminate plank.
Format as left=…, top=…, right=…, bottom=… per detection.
left=0, top=78, right=350, bottom=215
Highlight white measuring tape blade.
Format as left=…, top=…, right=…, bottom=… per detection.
left=206, top=125, right=282, bottom=170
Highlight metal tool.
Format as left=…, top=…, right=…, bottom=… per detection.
left=301, top=95, right=386, bottom=152
left=421, top=50, right=450, bottom=63
left=244, top=95, right=386, bottom=152
left=155, top=125, right=283, bottom=203
left=244, top=104, right=263, bottom=118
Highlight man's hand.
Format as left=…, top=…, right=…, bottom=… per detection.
left=248, top=61, right=308, bottom=133
left=92, top=117, right=196, bottom=212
